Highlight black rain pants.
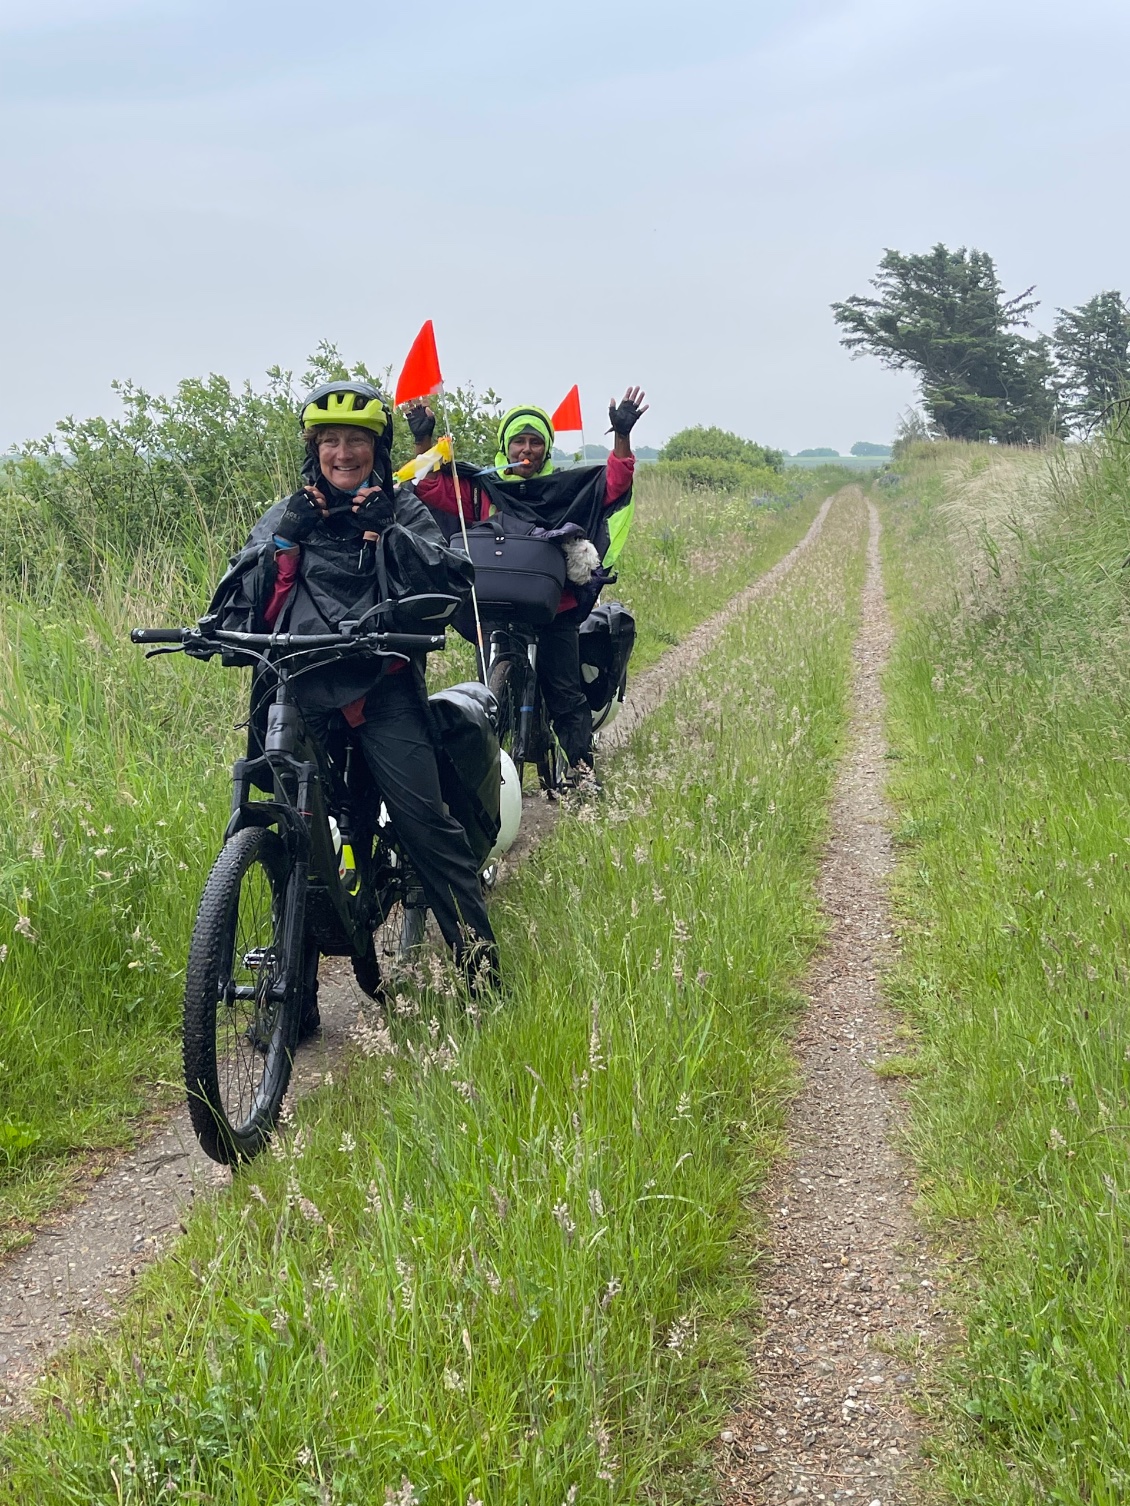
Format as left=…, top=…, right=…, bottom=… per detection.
left=306, top=675, right=494, bottom=952
left=537, top=613, right=593, bottom=768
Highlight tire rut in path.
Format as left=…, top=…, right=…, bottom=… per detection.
left=0, top=491, right=840, bottom=1413
left=720, top=500, right=946, bottom=1505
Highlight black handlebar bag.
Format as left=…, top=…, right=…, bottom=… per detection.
left=454, top=518, right=566, bottom=638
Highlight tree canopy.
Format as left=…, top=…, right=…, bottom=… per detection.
left=1052, top=291, right=1130, bottom=434
left=832, top=244, right=1060, bottom=444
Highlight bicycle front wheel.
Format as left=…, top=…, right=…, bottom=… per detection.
left=488, top=655, right=525, bottom=788
left=182, top=826, right=300, bottom=1164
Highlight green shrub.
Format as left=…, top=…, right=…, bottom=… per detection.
left=0, top=344, right=501, bottom=593
left=653, top=456, right=787, bottom=494
left=660, top=424, right=784, bottom=472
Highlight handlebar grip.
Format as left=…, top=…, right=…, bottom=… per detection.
left=131, top=628, right=187, bottom=644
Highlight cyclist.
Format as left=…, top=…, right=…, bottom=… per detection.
left=205, top=380, right=499, bottom=1019
left=410, top=387, right=647, bottom=774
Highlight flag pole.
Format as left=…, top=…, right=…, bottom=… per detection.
left=434, top=386, right=488, bottom=685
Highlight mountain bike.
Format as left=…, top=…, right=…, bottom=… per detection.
left=485, top=608, right=632, bottom=799
left=132, top=599, right=458, bottom=1164
left=485, top=624, right=566, bottom=797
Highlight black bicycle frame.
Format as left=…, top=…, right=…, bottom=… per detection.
left=489, top=626, right=542, bottom=764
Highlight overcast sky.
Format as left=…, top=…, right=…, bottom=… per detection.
left=2, top=0, right=1127, bottom=455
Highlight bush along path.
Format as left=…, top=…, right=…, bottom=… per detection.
left=0, top=496, right=868, bottom=1502
left=0, top=492, right=840, bottom=1422
left=719, top=500, right=947, bottom=1505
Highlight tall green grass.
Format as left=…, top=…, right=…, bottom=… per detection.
left=0, top=494, right=868, bottom=1503
left=881, top=438, right=1130, bottom=1503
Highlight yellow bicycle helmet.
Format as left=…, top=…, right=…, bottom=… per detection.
left=299, top=380, right=390, bottom=437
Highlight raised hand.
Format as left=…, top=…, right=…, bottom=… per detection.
left=405, top=401, right=436, bottom=446
left=607, top=385, right=649, bottom=436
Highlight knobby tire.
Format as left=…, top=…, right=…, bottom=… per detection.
left=182, top=826, right=300, bottom=1164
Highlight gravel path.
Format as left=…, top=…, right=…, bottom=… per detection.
left=0, top=491, right=840, bottom=1413
left=719, top=500, right=947, bottom=1505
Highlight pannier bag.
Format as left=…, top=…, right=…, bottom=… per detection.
left=579, top=602, right=636, bottom=715
left=457, top=520, right=566, bottom=630
left=428, top=681, right=503, bottom=867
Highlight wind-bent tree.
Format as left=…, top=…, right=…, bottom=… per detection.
left=1052, top=290, right=1130, bottom=434
left=832, top=244, right=1061, bottom=444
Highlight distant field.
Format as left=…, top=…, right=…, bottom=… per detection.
left=783, top=454, right=888, bottom=470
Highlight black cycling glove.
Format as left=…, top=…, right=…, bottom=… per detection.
left=274, top=488, right=323, bottom=545
left=405, top=403, right=436, bottom=444
left=607, top=396, right=644, bottom=436
left=351, top=487, right=396, bottom=533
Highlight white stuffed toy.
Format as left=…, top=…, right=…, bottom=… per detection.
left=561, top=537, right=601, bottom=585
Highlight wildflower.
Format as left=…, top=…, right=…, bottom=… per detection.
left=384, top=1478, right=419, bottom=1506
left=443, top=1366, right=464, bottom=1393
left=667, top=1313, right=695, bottom=1353
left=601, top=1276, right=622, bottom=1310
left=14, top=915, right=36, bottom=943
left=296, top=1445, right=314, bottom=1468
left=453, top=1079, right=477, bottom=1101
left=591, top=1419, right=619, bottom=1479
left=490, top=1184, right=510, bottom=1221
left=1049, top=1126, right=1067, bottom=1149
left=553, top=1201, right=576, bottom=1244
left=338, top=1131, right=356, bottom=1154
left=324, top=1071, right=334, bottom=1088
left=298, top=1197, right=324, bottom=1225
left=588, top=999, right=605, bottom=1071
left=395, top=1257, right=415, bottom=1310
left=633, top=844, right=647, bottom=864
left=675, top=1092, right=692, bottom=1121
left=352, top=1013, right=397, bottom=1058
left=312, top=1265, right=338, bottom=1295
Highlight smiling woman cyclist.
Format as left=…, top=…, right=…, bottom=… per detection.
left=411, top=386, right=647, bottom=775
left=204, top=380, right=500, bottom=1016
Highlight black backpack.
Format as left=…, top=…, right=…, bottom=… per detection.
left=579, top=602, right=636, bottom=713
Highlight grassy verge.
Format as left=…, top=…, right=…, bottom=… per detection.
left=879, top=440, right=1130, bottom=1502
left=0, top=493, right=867, bottom=1503
left=0, top=472, right=844, bottom=1247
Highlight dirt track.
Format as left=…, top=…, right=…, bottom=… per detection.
left=719, top=500, right=945, bottom=1504
left=0, top=492, right=838, bottom=1411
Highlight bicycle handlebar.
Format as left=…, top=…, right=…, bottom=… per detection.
left=130, top=626, right=447, bottom=653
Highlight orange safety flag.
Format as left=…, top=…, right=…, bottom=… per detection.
left=394, top=320, right=443, bottom=406
left=551, top=384, right=583, bottom=432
